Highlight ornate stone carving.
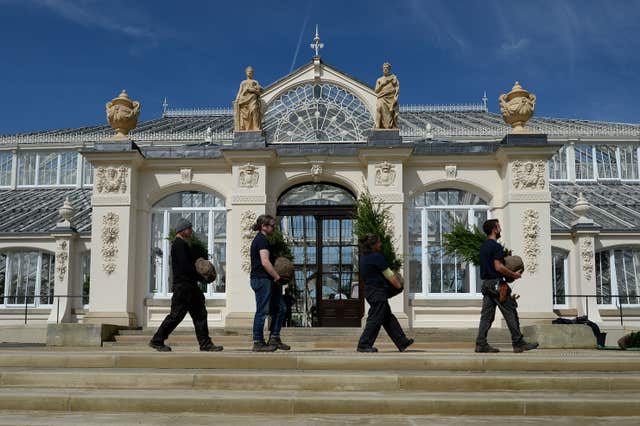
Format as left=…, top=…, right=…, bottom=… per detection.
left=522, top=209, right=540, bottom=274
left=499, top=81, right=536, bottom=133
left=106, top=90, right=140, bottom=140
left=234, top=66, right=264, bottom=132
left=581, top=239, right=594, bottom=281
left=55, top=240, right=68, bottom=282
left=512, top=160, right=545, bottom=190
left=445, top=165, right=457, bottom=180
left=95, top=166, right=128, bottom=194
left=375, top=161, right=396, bottom=186
left=231, top=195, right=267, bottom=205
left=374, top=62, right=400, bottom=129
left=240, top=211, right=257, bottom=274
left=101, top=212, right=120, bottom=274
left=180, top=168, right=192, bottom=184
left=310, top=163, right=323, bottom=182
left=238, top=163, right=259, bottom=188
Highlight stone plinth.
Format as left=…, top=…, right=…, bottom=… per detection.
left=232, top=131, right=266, bottom=149
left=367, top=129, right=401, bottom=147
left=522, top=324, right=597, bottom=349
left=46, top=323, right=123, bottom=347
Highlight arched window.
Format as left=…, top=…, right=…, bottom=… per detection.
left=552, top=249, right=569, bottom=307
left=263, top=83, right=374, bottom=143
left=596, top=247, right=640, bottom=306
left=408, top=188, right=489, bottom=298
left=0, top=250, right=54, bottom=307
left=149, top=191, right=226, bottom=298
left=278, top=183, right=356, bottom=206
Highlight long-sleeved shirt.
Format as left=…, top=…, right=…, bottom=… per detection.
left=171, top=237, right=202, bottom=288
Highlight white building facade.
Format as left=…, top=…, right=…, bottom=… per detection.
left=1, top=57, right=639, bottom=330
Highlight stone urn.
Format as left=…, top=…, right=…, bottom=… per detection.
left=499, top=82, right=536, bottom=133
left=106, top=90, right=140, bottom=140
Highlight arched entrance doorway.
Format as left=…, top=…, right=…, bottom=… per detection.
left=277, top=183, right=362, bottom=327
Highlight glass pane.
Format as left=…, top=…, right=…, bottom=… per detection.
left=0, top=153, right=12, bottom=186
left=278, top=183, right=355, bottom=206
left=59, top=152, right=78, bottom=185
left=7, top=252, right=38, bottom=305
left=615, top=249, right=640, bottom=305
left=595, top=145, right=619, bottom=179
left=596, top=251, right=611, bottom=304
left=40, top=252, right=54, bottom=304
left=552, top=252, right=567, bottom=305
left=212, top=211, right=226, bottom=293
left=81, top=252, right=91, bottom=305
left=38, top=152, right=58, bottom=185
left=18, top=152, right=37, bottom=186
left=149, top=212, right=164, bottom=294
left=408, top=210, right=422, bottom=294
left=412, top=188, right=487, bottom=207
left=82, top=156, right=94, bottom=185
left=549, top=145, right=568, bottom=180
left=575, top=145, right=595, bottom=180
left=0, top=253, right=6, bottom=303
left=155, top=191, right=225, bottom=208
left=619, top=145, right=639, bottom=180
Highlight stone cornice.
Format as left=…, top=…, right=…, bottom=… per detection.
left=358, top=147, right=414, bottom=163
left=222, top=149, right=276, bottom=165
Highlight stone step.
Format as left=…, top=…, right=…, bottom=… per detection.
left=1, top=351, right=639, bottom=372
left=2, top=368, right=639, bottom=393
left=104, top=341, right=472, bottom=350
left=0, top=388, right=638, bottom=416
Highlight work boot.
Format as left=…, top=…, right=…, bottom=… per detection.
left=475, top=344, right=500, bottom=353
left=148, top=340, right=172, bottom=352
left=398, top=338, right=415, bottom=352
left=200, top=342, right=224, bottom=352
left=513, top=342, right=539, bottom=353
left=252, top=341, right=277, bottom=352
left=267, top=336, right=291, bottom=351
left=356, top=346, right=378, bottom=353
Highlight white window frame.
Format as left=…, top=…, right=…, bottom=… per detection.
left=0, top=151, right=13, bottom=188
left=16, top=151, right=80, bottom=188
left=410, top=204, right=490, bottom=300
left=549, top=145, right=570, bottom=182
left=551, top=250, right=569, bottom=309
left=619, top=145, right=640, bottom=182
left=1, top=251, right=54, bottom=308
left=148, top=206, right=227, bottom=299
left=81, top=155, right=94, bottom=187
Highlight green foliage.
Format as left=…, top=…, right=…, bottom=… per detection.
left=354, top=190, right=402, bottom=271
left=268, top=228, right=294, bottom=261
left=167, top=228, right=209, bottom=260
left=628, top=331, right=640, bottom=348
left=443, top=222, right=510, bottom=266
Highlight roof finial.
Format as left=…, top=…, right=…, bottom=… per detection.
left=482, top=91, right=488, bottom=112
left=310, top=24, right=324, bottom=58
left=162, top=97, right=168, bottom=116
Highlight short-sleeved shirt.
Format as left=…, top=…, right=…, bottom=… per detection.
left=250, top=232, right=274, bottom=279
left=360, top=251, right=390, bottom=302
left=479, top=239, right=505, bottom=280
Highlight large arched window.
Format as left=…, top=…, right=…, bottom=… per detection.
left=596, top=247, right=640, bottom=306
left=408, top=188, right=489, bottom=298
left=0, top=250, right=54, bottom=307
left=149, top=191, right=226, bottom=298
left=263, top=83, right=373, bottom=143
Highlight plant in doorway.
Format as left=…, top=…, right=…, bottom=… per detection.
left=167, top=228, right=217, bottom=286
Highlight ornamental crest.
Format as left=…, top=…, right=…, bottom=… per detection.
left=522, top=209, right=540, bottom=274
left=101, top=212, right=120, bottom=274
left=239, top=163, right=259, bottom=188
left=240, top=211, right=257, bottom=273
left=95, top=166, right=128, bottom=194
left=55, top=240, right=69, bottom=282
left=581, top=239, right=594, bottom=281
left=310, top=163, right=323, bottom=182
left=180, top=168, right=192, bottom=184
left=445, top=165, right=457, bottom=180
left=375, top=161, right=396, bottom=186
left=512, top=161, right=545, bottom=191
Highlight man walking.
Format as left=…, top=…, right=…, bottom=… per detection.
left=149, top=218, right=223, bottom=352
left=475, top=219, right=538, bottom=353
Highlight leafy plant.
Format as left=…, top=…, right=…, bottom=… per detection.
left=443, top=222, right=510, bottom=266
left=354, top=189, right=402, bottom=271
left=167, top=228, right=209, bottom=260
left=268, top=228, right=294, bottom=261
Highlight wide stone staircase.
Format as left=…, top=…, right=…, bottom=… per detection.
left=0, top=337, right=639, bottom=424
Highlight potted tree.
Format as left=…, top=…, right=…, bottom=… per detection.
left=167, top=229, right=217, bottom=284
left=269, top=227, right=295, bottom=284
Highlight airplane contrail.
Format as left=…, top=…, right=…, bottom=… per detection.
left=289, top=2, right=312, bottom=73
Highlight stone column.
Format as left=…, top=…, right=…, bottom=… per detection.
left=222, top=150, right=274, bottom=328
left=359, top=148, right=412, bottom=327
left=48, top=199, right=78, bottom=323
left=81, top=141, right=144, bottom=327
left=497, top=134, right=562, bottom=325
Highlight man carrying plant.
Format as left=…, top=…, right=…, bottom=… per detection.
left=475, top=219, right=538, bottom=353
left=149, top=218, right=223, bottom=352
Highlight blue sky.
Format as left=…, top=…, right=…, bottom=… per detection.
left=1, top=0, right=639, bottom=134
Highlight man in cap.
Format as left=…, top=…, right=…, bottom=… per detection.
left=149, top=218, right=223, bottom=352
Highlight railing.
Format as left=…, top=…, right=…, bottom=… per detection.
left=560, top=294, right=632, bottom=326
left=400, top=103, right=487, bottom=113
left=1, top=295, right=86, bottom=325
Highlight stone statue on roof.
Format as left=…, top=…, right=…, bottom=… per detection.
left=374, top=62, right=400, bottom=130
left=234, top=66, right=264, bottom=132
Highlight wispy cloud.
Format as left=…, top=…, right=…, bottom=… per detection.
left=499, top=38, right=530, bottom=55
left=404, top=0, right=469, bottom=52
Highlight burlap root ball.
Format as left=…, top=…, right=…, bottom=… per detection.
left=195, top=258, right=217, bottom=283
left=274, top=257, right=294, bottom=282
left=503, top=255, right=524, bottom=283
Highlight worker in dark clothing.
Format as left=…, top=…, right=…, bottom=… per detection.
left=475, top=219, right=538, bottom=353
left=149, top=218, right=223, bottom=352
left=357, top=234, right=414, bottom=353
left=283, top=288, right=296, bottom=327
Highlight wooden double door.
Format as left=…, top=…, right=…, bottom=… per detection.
left=277, top=206, right=362, bottom=327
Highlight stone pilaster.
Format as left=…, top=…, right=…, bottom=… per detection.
left=48, top=231, right=77, bottom=323
left=81, top=141, right=144, bottom=327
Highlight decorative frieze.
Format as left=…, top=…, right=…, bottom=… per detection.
left=238, top=163, right=259, bottom=188
left=522, top=209, right=540, bottom=274
left=375, top=161, right=396, bottom=186
left=55, top=240, right=69, bottom=282
left=101, top=212, right=120, bottom=274
left=581, top=239, right=594, bottom=281
left=95, top=166, right=128, bottom=194
left=240, top=211, right=257, bottom=274
left=512, top=160, right=545, bottom=191
left=180, top=168, right=192, bottom=184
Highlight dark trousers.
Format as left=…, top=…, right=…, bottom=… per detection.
left=476, top=279, right=524, bottom=347
left=151, top=284, right=212, bottom=349
left=358, top=299, right=408, bottom=349
left=268, top=282, right=286, bottom=338
left=251, top=277, right=271, bottom=343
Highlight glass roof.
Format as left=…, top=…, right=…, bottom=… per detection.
left=263, top=83, right=373, bottom=143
